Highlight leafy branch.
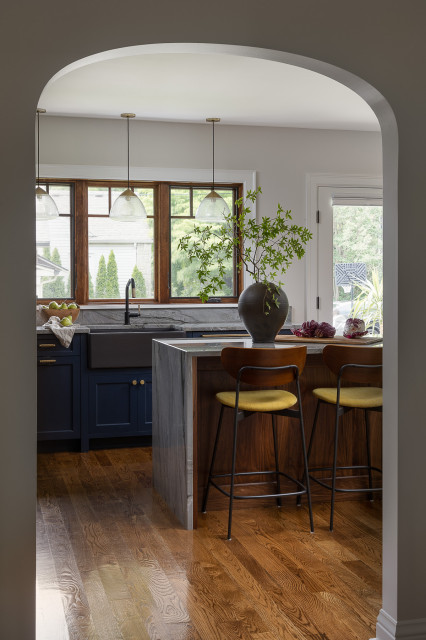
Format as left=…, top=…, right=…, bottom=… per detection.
left=177, top=187, right=312, bottom=306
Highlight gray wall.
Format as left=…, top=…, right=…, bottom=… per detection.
left=41, top=116, right=382, bottom=321
left=1, top=2, right=425, bottom=639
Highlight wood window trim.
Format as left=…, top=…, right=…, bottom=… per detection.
left=38, top=178, right=243, bottom=306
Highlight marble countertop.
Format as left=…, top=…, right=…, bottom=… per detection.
left=36, top=325, right=90, bottom=335
left=36, top=322, right=296, bottom=333
left=153, top=337, right=325, bottom=355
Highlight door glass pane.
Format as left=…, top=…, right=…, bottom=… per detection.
left=333, top=205, right=383, bottom=334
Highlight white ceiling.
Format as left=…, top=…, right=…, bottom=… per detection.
left=40, top=53, right=380, bottom=131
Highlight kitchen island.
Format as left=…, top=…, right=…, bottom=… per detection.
left=152, top=338, right=382, bottom=529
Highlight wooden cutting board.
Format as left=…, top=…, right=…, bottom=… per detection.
left=275, top=334, right=383, bottom=345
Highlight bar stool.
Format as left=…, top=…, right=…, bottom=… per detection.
left=307, top=344, right=382, bottom=531
left=202, top=346, right=314, bottom=540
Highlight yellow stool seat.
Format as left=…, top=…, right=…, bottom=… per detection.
left=312, top=386, right=383, bottom=408
left=216, top=389, right=297, bottom=412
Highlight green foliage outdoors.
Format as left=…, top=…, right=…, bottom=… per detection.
left=351, top=270, right=383, bottom=335
left=95, top=254, right=107, bottom=298
left=334, top=205, right=382, bottom=302
left=169, top=188, right=234, bottom=297
left=88, top=272, right=94, bottom=298
left=132, top=265, right=147, bottom=298
left=42, top=247, right=67, bottom=298
left=94, top=251, right=121, bottom=298
left=106, top=250, right=120, bottom=298
left=178, top=187, right=312, bottom=309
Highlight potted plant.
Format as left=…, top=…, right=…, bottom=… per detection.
left=178, top=187, right=312, bottom=342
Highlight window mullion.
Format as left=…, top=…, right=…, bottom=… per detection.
left=75, top=180, right=88, bottom=304
left=156, top=183, right=171, bottom=303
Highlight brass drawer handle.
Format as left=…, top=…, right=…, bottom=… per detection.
left=38, top=343, right=57, bottom=348
left=39, top=359, right=57, bottom=365
left=132, top=380, right=137, bottom=386
left=140, top=380, right=145, bottom=385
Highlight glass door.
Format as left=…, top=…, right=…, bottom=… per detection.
left=316, top=186, right=383, bottom=335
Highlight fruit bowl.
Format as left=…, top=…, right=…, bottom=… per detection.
left=41, top=308, right=80, bottom=322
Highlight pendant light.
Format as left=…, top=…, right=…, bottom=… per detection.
left=195, top=117, right=230, bottom=222
left=110, top=113, right=146, bottom=221
left=35, top=108, right=59, bottom=220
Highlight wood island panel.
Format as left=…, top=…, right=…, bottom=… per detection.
left=195, top=353, right=382, bottom=514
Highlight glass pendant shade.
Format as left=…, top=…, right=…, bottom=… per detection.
left=196, top=190, right=230, bottom=222
left=110, top=113, right=146, bottom=221
left=110, top=188, right=147, bottom=221
left=195, top=117, right=228, bottom=223
left=35, top=186, right=59, bottom=220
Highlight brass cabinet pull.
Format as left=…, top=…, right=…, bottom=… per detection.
left=132, top=380, right=137, bottom=386
left=39, top=359, right=56, bottom=365
left=38, top=343, right=57, bottom=348
left=140, top=380, right=145, bottom=385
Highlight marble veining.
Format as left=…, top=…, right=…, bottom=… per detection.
left=152, top=339, right=195, bottom=528
left=37, top=303, right=293, bottom=332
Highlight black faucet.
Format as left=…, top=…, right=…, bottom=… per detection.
left=124, top=278, right=139, bottom=325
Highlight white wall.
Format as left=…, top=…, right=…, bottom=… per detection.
left=40, top=116, right=382, bottom=322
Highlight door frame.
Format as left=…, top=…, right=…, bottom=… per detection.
left=305, top=174, right=383, bottom=322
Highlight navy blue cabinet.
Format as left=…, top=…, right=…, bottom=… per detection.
left=37, top=334, right=82, bottom=441
left=87, top=368, right=152, bottom=440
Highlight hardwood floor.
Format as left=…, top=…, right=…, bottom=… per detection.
left=37, top=448, right=382, bottom=640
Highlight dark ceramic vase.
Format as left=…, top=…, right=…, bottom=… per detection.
left=238, top=282, right=289, bottom=343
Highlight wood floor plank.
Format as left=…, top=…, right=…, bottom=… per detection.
left=37, top=448, right=382, bottom=640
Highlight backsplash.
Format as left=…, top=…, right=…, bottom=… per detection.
left=37, top=304, right=292, bottom=330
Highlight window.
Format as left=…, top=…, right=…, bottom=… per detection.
left=36, top=182, right=74, bottom=299
left=170, top=186, right=236, bottom=298
left=36, top=179, right=242, bottom=304
left=87, top=184, right=155, bottom=299
left=315, top=185, right=383, bottom=333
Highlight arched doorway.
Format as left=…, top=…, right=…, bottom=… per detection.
left=37, top=42, right=398, bottom=639
left=3, top=11, right=409, bottom=635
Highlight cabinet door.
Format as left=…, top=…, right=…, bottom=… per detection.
left=137, top=369, right=152, bottom=435
left=37, top=356, right=80, bottom=440
left=88, top=372, right=139, bottom=437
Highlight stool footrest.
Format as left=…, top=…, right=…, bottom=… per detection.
left=309, top=465, right=382, bottom=493
left=209, top=470, right=308, bottom=500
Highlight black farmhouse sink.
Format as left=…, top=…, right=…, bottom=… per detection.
left=88, top=328, right=186, bottom=368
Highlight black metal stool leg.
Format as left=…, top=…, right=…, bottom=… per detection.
left=307, top=400, right=321, bottom=463
left=202, top=405, right=224, bottom=513
left=272, top=415, right=282, bottom=507
left=330, top=405, right=340, bottom=532
left=300, top=398, right=320, bottom=508
left=365, top=409, right=374, bottom=501
left=227, top=406, right=239, bottom=540
left=296, top=378, right=314, bottom=533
